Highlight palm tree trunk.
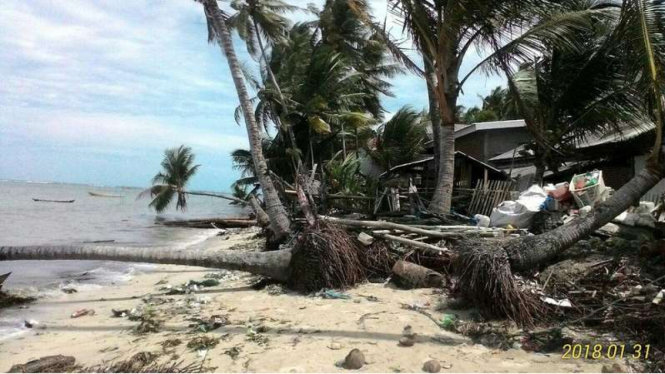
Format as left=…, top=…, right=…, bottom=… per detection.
left=505, top=164, right=664, bottom=270
left=204, top=0, right=290, bottom=239
left=248, top=194, right=270, bottom=227
left=0, top=245, right=292, bottom=281
left=184, top=190, right=247, bottom=205
left=428, top=123, right=455, bottom=214
left=424, top=58, right=441, bottom=175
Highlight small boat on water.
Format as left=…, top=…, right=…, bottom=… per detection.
left=88, top=191, right=123, bottom=198
left=32, top=198, right=75, bottom=203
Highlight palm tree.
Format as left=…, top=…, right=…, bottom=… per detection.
left=140, top=145, right=200, bottom=212
left=5, top=1, right=665, bottom=325
left=197, top=0, right=290, bottom=239
left=454, top=0, right=665, bottom=321
left=228, top=0, right=303, bottom=168
left=230, top=148, right=258, bottom=189
left=493, top=0, right=648, bottom=184
left=377, top=0, right=615, bottom=214
left=367, top=106, right=428, bottom=171
left=138, top=145, right=250, bottom=210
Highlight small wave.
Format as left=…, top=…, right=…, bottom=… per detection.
left=179, top=229, right=221, bottom=250
left=0, top=317, right=28, bottom=342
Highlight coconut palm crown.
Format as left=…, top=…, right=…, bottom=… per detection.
left=139, top=145, right=200, bottom=213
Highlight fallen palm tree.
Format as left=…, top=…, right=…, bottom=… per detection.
left=0, top=221, right=395, bottom=292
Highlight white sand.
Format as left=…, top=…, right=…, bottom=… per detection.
left=0, top=230, right=616, bottom=372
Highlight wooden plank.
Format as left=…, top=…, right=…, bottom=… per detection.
left=468, top=180, right=482, bottom=214
left=480, top=180, right=496, bottom=216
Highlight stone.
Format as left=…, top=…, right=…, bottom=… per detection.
left=423, top=360, right=441, bottom=373
left=398, top=337, right=415, bottom=347
left=343, top=349, right=365, bottom=370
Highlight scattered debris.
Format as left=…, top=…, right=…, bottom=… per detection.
left=188, top=279, right=220, bottom=288
left=438, top=314, right=458, bottom=331
left=111, top=309, right=130, bottom=318
left=328, top=342, right=342, bottom=350
left=187, top=336, right=220, bottom=351
left=358, top=232, right=375, bottom=246
left=224, top=347, right=242, bottom=360
left=188, top=314, right=228, bottom=333
left=9, top=355, right=76, bottom=373
left=246, top=327, right=269, bottom=346
left=160, top=338, right=182, bottom=351
left=541, top=297, right=572, bottom=308
left=316, top=289, right=351, bottom=300
left=23, top=320, right=46, bottom=330
left=357, top=312, right=385, bottom=330
left=265, top=284, right=285, bottom=295
left=70, top=309, right=95, bottom=318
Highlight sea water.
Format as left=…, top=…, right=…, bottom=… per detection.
left=0, top=180, right=248, bottom=289
left=0, top=180, right=248, bottom=340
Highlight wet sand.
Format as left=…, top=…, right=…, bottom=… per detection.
left=0, top=229, right=617, bottom=372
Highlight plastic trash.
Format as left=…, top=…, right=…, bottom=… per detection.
left=438, top=314, right=458, bottom=331
left=569, top=170, right=607, bottom=207
left=548, top=182, right=573, bottom=201
left=541, top=297, right=572, bottom=308
left=317, top=289, right=351, bottom=299
left=474, top=214, right=490, bottom=228
left=489, top=185, right=548, bottom=228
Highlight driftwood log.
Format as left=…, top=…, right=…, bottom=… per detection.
left=392, top=260, right=445, bottom=288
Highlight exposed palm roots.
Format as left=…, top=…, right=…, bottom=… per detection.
left=454, top=239, right=542, bottom=326
left=288, top=221, right=394, bottom=292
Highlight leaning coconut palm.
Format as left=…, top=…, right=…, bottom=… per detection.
left=358, top=0, right=617, bottom=214
left=228, top=0, right=304, bottom=168
left=491, top=0, right=648, bottom=184
left=453, top=0, right=665, bottom=324
left=197, top=0, right=291, bottom=240
left=138, top=146, right=253, bottom=214
left=140, top=145, right=200, bottom=212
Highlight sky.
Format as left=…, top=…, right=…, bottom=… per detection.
left=0, top=0, right=504, bottom=192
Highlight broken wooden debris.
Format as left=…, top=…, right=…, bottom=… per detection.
left=371, top=232, right=449, bottom=254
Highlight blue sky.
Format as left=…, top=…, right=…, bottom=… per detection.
left=0, top=0, right=503, bottom=192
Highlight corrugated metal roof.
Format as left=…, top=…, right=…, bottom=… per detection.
left=383, top=151, right=505, bottom=177
left=489, top=123, right=655, bottom=162
left=454, top=120, right=526, bottom=139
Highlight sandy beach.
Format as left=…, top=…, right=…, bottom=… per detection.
left=0, top=229, right=617, bottom=373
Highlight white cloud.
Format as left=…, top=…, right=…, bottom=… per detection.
left=1, top=108, right=249, bottom=153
